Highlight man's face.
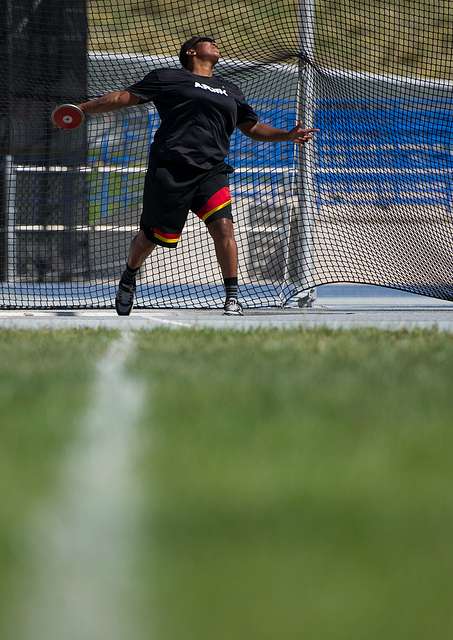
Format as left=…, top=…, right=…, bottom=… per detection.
left=190, top=39, right=221, bottom=64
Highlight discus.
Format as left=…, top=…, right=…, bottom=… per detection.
left=51, top=104, right=85, bottom=130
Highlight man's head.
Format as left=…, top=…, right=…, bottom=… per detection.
left=179, top=36, right=220, bottom=69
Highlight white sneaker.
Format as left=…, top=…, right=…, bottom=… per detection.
left=223, top=298, right=243, bottom=316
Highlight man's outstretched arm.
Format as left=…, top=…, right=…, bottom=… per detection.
left=239, top=120, right=318, bottom=144
left=78, top=91, right=141, bottom=115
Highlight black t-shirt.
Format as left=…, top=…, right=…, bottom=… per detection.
left=126, top=67, right=259, bottom=170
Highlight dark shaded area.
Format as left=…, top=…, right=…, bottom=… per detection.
left=0, top=0, right=88, bottom=282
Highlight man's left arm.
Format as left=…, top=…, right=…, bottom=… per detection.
left=239, top=119, right=319, bottom=144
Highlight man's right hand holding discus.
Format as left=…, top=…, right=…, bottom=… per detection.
left=51, top=104, right=86, bottom=130
left=51, top=91, right=142, bottom=130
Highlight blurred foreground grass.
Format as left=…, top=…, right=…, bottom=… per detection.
left=133, top=328, right=453, bottom=640
left=0, top=330, right=113, bottom=627
left=1, top=328, right=453, bottom=639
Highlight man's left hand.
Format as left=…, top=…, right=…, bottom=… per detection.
left=287, top=121, right=319, bottom=144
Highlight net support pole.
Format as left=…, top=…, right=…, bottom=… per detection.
left=2, top=0, right=15, bottom=283
left=294, top=0, right=317, bottom=307
left=4, top=156, right=17, bottom=282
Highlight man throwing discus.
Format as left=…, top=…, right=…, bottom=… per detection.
left=58, top=36, right=317, bottom=315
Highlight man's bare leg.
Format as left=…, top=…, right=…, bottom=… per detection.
left=115, top=230, right=156, bottom=316
left=207, top=218, right=242, bottom=315
left=126, top=230, right=156, bottom=269
left=207, top=218, right=237, bottom=276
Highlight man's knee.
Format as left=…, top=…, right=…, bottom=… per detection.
left=138, top=228, right=157, bottom=248
left=208, top=217, right=234, bottom=242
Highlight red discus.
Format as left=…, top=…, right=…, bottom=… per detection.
left=51, top=104, right=85, bottom=130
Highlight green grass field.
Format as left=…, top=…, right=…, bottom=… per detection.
left=1, top=327, right=453, bottom=639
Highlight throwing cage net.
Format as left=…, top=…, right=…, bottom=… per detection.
left=1, top=0, right=452, bottom=309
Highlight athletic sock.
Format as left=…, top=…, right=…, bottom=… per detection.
left=121, top=263, right=139, bottom=285
left=224, top=276, right=238, bottom=300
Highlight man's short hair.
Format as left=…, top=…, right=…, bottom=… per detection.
left=179, top=36, right=216, bottom=68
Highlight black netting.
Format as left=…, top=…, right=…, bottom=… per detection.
left=1, top=0, right=452, bottom=309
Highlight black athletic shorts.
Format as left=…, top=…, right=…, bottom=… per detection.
left=140, top=161, right=234, bottom=248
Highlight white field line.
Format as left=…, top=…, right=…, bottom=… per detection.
left=133, top=314, right=192, bottom=327
left=0, top=310, right=193, bottom=327
left=12, top=332, right=147, bottom=640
